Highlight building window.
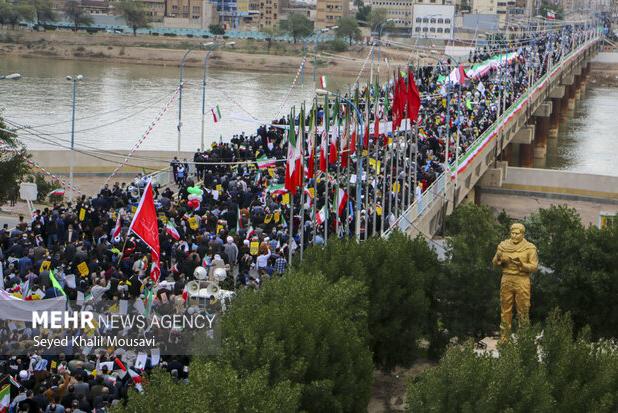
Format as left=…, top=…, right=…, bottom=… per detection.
left=444, top=18, right=451, bottom=23
left=445, top=28, right=450, bottom=32
left=437, top=17, right=443, bottom=23
left=422, top=27, right=428, bottom=32
left=430, top=27, right=435, bottom=32
left=430, top=18, right=436, bottom=23
left=437, top=27, right=443, bottom=32
left=422, top=17, right=428, bottom=22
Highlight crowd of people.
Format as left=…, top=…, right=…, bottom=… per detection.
left=0, top=24, right=597, bottom=411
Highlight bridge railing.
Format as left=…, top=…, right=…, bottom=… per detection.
left=383, top=34, right=600, bottom=239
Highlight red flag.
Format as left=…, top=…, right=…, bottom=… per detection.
left=319, top=130, right=328, bottom=172
left=128, top=180, right=160, bottom=282
left=307, top=147, right=315, bottom=179
left=407, top=69, right=421, bottom=123
left=114, top=357, right=127, bottom=371
left=329, top=130, right=338, bottom=165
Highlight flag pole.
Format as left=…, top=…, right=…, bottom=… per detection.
left=311, top=97, right=318, bottom=244
left=323, top=94, right=329, bottom=244
left=335, top=98, right=341, bottom=238
left=288, top=106, right=295, bottom=266
left=299, top=103, right=306, bottom=261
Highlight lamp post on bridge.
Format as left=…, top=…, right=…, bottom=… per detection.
left=200, top=41, right=236, bottom=152
left=177, top=43, right=211, bottom=158
left=65, top=74, right=84, bottom=203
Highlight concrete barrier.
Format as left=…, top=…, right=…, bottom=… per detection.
left=31, top=150, right=195, bottom=174
left=502, top=167, right=618, bottom=200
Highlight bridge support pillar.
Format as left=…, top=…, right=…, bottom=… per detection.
left=534, top=116, right=549, bottom=164
left=567, top=84, right=576, bottom=111
left=500, top=143, right=513, bottom=164
left=549, top=98, right=561, bottom=138
left=519, top=143, right=534, bottom=167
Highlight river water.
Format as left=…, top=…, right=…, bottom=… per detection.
left=0, top=56, right=348, bottom=152
left=2, top=56, right=618, bottom=176
left=545, top=84, right=618, bottom=176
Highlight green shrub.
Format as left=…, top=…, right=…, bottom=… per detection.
left=407, top=311, right=618, bottom=413
left=299, top=232, right=442, bottom=368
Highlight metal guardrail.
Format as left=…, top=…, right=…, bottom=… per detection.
left=145, top=167, right=173, bottom=188
left=383, top=35, right=600, bottom=239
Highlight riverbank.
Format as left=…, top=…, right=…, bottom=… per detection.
left=589, top=51, right=618, bottom=87
left=0, top=29, right=412, bottom=75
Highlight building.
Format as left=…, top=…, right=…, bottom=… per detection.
left=315, top=0, right=349, bottom=29
left=141, top=0, right=166, bottom=22
left=412, top=3, right=455, bottom=39
left=80, top=0, right=112, bottom=15
left=367, top=0, right=414, bottom=29
left=471, top=0, right=496, bottom=13
left=255, top=0, right=288, bottom=30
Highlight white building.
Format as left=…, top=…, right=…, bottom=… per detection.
left=412, top=4, right=455, bottom=39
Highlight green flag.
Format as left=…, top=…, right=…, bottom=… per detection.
left=49, top=269, right=66, bottom=297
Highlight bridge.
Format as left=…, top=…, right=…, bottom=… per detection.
left=387, top=36, right=602, bottom=238
left=479, top=167, right=618, bottom=226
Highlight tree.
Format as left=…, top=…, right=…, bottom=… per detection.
left=335, top=16, right=361, bottom=46
left=525, top=206, right=618, bottom=339
left=368, top=7, right=387, bottom=31
left=220, top=271, right=373, bottom=412
left=208, top=23, right=224, bottom=35
left=113, top=363, right=301, bottom=413
left=281, top=13, right=313, bottom=44
left=407, top=311, right=618, bottom=412
left=32, top=0, right=56, bottom=25
left=0, top=116, right=30, bottom=206
left=0, top=2, right=34, bottom=28
left=356, top=4, right=371, bottom=23
left=116, top=0, right=148, bottom=36
left=299, top=232, right=443, bottom=368
left=63, top=0, right=93, bottom=31
left=439, top=203, right=504, bottom=341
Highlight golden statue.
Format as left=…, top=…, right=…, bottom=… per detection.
left=492, top=223, right=538, bottom=343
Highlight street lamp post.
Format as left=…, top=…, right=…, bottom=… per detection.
left=177, top=43, right=211, bottom=157
left=66, top=74, right=83, bottom=203
left=199, top=41, right=236, bottom=152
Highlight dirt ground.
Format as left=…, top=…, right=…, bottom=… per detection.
left=368, top=361, right=435, bottom=413
left=0, top=29, right=415, bottom=75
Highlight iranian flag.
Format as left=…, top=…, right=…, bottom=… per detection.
left=0, top=384, right=9, bottom=413
left=165, top=220, right=180, bottom=240
left=256, top=155, right=276, bottom=169
left=307, top=102, right=316, bottom=179
left=211, top=105, right=222, bottom=123
left=128, top=368, right=144, bottom=393
left=320, top=75, right=327, bottom=89
left=48, top=188, right=65, bottom=197
left=446, top=64, right=468, bottom=86
left=112, top=215, right=122, bottom=242
left=285, top=107, right=303, bottom=195
left=336, top=188, right=348, bottom=216
left=128, top=180, right=161, bottom=283
left=316, top=206, right=326, bottom=225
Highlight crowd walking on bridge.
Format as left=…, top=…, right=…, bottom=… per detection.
left=0, top=23, right=598, bottom=411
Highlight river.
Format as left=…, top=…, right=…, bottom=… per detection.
left=544, top=83, right=618, bottom=176
left=2, top=56, right=618, bottom=176
left=0, top=55, right=347, bottom=152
